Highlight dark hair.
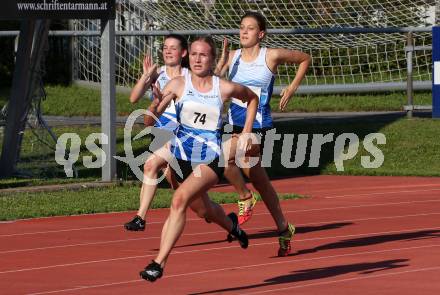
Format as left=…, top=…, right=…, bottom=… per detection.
left=164, top=34, right=189, bottom=68
left=190, top=35, right=217, bottom=59
left=240, top=11, right=267, bottom=32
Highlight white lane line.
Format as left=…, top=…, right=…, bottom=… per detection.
left=241, top=266, right=440, bottom=294
left=325, top=188, right=440, bottom=199
left=2, top=198, right=440, bottom=238
left=2, top=225, right=439, bottom=275
left=2, top=211, right=440, bottom=254
left=26, top=244, right=440, bottom=295
left=0, top=242, right=272, bottom=275
left=302, top=182, right=440, bottom=195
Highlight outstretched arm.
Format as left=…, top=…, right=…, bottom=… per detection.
left=269, top=48, right=311, bottom=111
left=129, top=53, right=159, bottom=104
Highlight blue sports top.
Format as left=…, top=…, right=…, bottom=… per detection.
left=152, top=66, right=189, bottom=132
left=171, top=72, right=223, bottom=163
left=228, top=47, right=275, bottom=129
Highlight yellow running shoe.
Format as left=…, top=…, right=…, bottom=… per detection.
left=237, top=193, right=257, bottom=225
left=278, top=223, right=295, bottom=257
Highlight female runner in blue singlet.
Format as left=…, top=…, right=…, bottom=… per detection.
left=124, top=34, right=189, bottom=232
left=139, top=36, right=259, bottom=282
left=216, top=11, right=311, bottom=256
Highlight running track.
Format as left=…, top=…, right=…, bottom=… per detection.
left=1, top=175, right=439, bottom=294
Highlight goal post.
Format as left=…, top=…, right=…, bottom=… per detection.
left=433, top=26, right=440, bottom=118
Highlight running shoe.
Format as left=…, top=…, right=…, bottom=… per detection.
left=278, top=223, right=295, bottom=257
left=124, top=215, right=145, bottom=231
left=237, top=193, right=257, bottom=225
left=140, top=260, right=163, bottom=282
left=226, top=212, right=249, bottom=249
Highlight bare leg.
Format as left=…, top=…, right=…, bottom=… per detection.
left=235, top=138, right=293, bottom=257
left=158, top=217, right=170, bottom=266
left=242, top=163, right=287, bottom=232
left=126, top=143, right=176, bottom=231
left=141, top=164, right=249, bottom=282
left=231, top=134, right=288, bottom=232
left=136, top=147, right=170, bottom=218
left=223, top=136, right=253, bottom=201
left=164, top=163, right=179, bottom=190
left=154, top=165, right=219, bottom=267
left=189, top=195, right=232, bottom=232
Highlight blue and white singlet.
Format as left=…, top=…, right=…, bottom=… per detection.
left=172, top=73, right=223, bottom=163
left=228, top=47, right=275, bottom=129
left=153, top=66, right=189, bottom=132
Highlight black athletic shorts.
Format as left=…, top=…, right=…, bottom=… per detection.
left=172, top=157, right=224, bottom=183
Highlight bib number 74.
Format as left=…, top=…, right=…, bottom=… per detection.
left=193, top=112, right=207, bottom=125
left=180, top=101, right=219, bottom=130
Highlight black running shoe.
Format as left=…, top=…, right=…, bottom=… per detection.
left=140, top=260, right=163, bottom=282
left=124, top=215, right=145, bottom=231
left=226, top=212, right=249, bottom=249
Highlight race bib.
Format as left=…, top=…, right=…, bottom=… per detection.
left=180, top=101, right=220, bottom=130
left=232, top=86, right=261, bottom=107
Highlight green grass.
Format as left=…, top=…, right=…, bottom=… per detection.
left=270, top=91, right=432, bottom=112
left=0, top=124, right=193, bottom=184
left=41, top=85, right=141, bottom=116
left=0, top=177, right=96, bottom=190
left=0, top=85, right=433, bottom=116
left=265, top=117, right=440, bottom=177
left=0, top=185, right=303, bottom=220
left=1, top=116, right=439, bottom=189
left=0, top=85, right=141, bottom=116
left=0, top=124, right=151, bottom=185
left=41, top=88, right=434, bottom=114
left=1, top=84, right=439, bottom=187
left=332, top=119, right=440, bottom=176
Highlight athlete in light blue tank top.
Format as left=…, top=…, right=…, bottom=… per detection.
left=140, top=37, right=259, bottom=282
left=153, top=66, right=189, bottom=132
left=228, top=47, right=275, bottom=129
left=125, top=34, right=189, bottom=233
left=214, top=11, right=311, bottom=256
left=172, top=71, right=223, bottom=163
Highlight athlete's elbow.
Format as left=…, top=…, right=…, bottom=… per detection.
left=303, top=54, right=312, bottom=67
left=143, top=115, right=155, bottom=126
left=250, top=93, right=258, bottom=105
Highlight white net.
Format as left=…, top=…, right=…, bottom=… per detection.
left=72, top=0, right=436, bottom=91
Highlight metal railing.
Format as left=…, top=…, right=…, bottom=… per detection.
left=404, top=32, right=433, bottom=118
left=1, top=26, right=434, bottom=96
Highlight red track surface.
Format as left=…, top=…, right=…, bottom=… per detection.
left=1, top=175, right=440, bottom=294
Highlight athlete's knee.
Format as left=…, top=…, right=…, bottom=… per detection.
left=143, top=158, right=161, bottom=175
left=171, top=190, right=190, bottom=212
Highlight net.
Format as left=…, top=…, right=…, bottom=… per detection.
left=73, top=0, right=436, bottom=92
